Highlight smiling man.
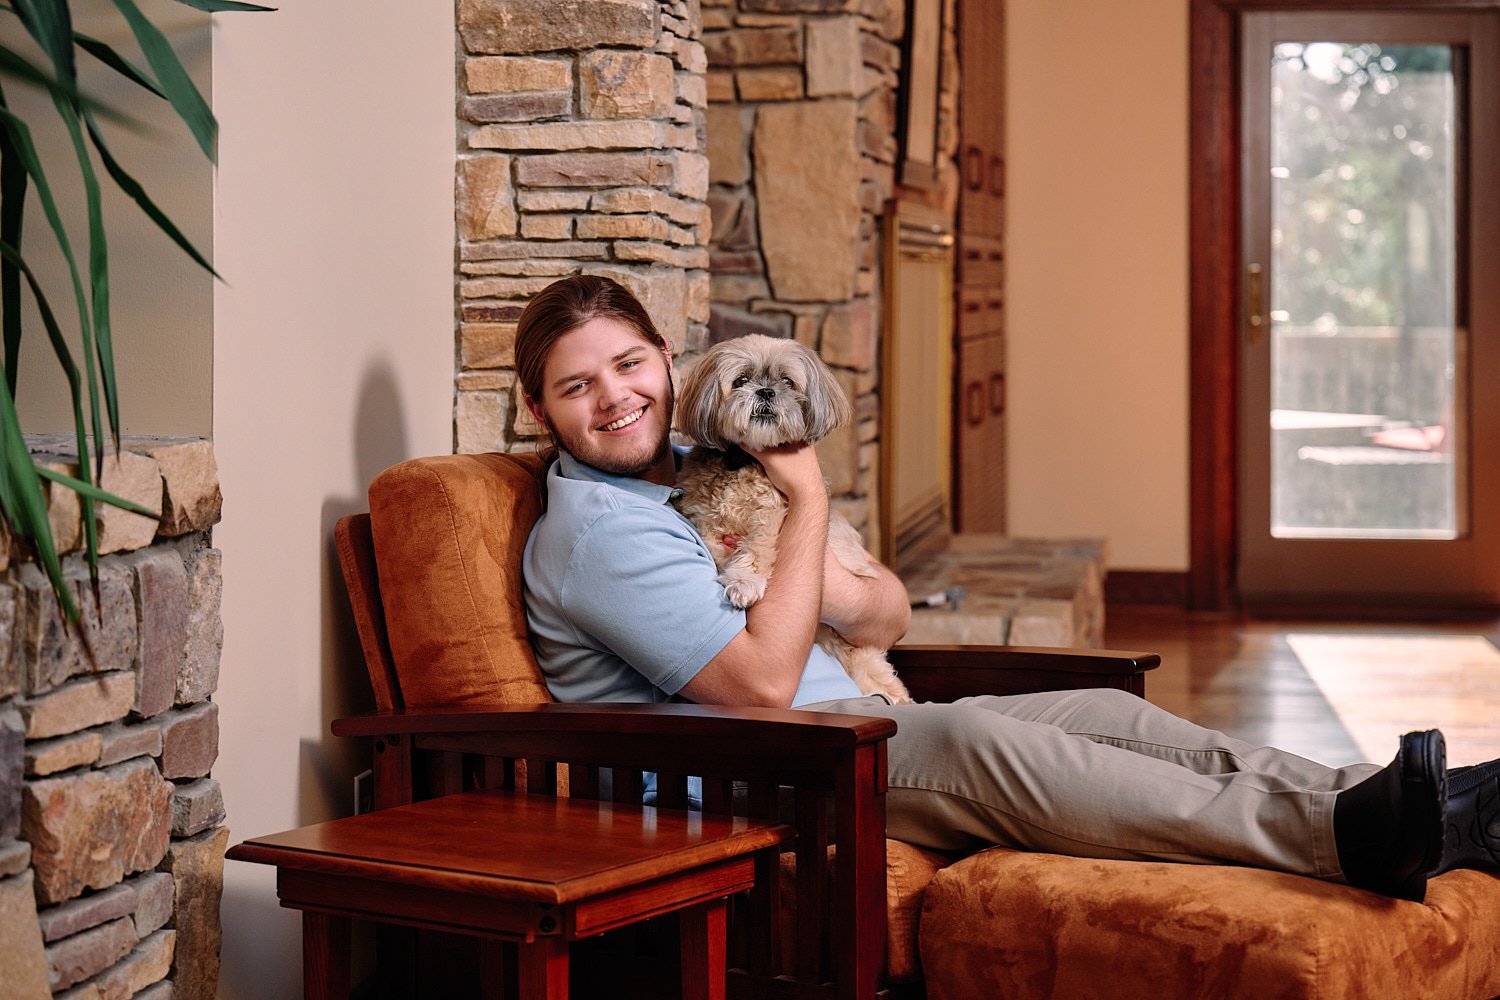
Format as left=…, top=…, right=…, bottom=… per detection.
left=517, top=274, right=893, bottom=707
left=516, top=273, right=1500, bottom=903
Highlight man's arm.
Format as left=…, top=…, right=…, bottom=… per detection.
left=821, top=554, right=911, bottom=649
left=679, top=442, right=828, bottom=708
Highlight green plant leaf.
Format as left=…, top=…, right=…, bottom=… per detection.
left=111, top=0, right=215, bottom=162
left=0, top=42, right=80, bottom=103
left=0, top=235, right=99, bottom=583
left=0, top=89, right=25, bottom=397
left=0, top=105, right=103, bottom=480
left=35, top=465, right=155, bottom=516
left=0, top=37, right=141, bottom=129
left=0, top=302, right=79, bottom=624
left=0, top=387, right=77, bottom=621
left=84, top=113, right=219, bottom=279
left=9, top=0, right=77, bottom=92
left=170, top=0, right=276, bottom=10
left=0, top=238, right=84, bottom=430
left=50, top=94, right=114, bottom=479
left=74, top=32, right=166, bottom=100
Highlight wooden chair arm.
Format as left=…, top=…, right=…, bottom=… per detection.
left=889, top=645, right=1161, bottom=702
left=333, top=701, right=897, bottom=788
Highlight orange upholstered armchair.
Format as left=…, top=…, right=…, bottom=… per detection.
left=333, top=452, right=1500, bottom=999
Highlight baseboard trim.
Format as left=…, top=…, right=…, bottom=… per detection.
left=1106, top=570, right=1190, bottom=607
left=1239, top=597, right=1500, bottom=621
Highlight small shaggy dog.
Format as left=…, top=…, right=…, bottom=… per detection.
left=672, top=334, right=912, bottom=703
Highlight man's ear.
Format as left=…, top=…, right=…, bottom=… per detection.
left=524, top=394, right=547, bottom=427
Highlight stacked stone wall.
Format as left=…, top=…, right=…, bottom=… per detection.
left=701, top=0, right=908, bottom=544
left=1, top=438, right=224, bottom=999
left=454, top=0, right=712, bottom=454
left=452, top=0, right=969, bottom=553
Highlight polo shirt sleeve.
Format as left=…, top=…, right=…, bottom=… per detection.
left=561, top=503, right=745, bottom=696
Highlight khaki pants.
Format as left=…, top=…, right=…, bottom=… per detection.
left=806, top=688, right=1382, bottom=881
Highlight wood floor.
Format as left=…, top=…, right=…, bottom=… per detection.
left=1106, top=605, right=1500, bottom=769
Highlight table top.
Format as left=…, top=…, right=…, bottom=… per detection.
left=227, top=790, right=790, bottom=905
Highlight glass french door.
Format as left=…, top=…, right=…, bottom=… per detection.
left=1237, top=10, right=1500, bottom=604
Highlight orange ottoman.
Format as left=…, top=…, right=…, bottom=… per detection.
left=919, top=848, right=1500, bottom=999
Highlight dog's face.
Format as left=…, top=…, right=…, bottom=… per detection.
left=675, top=334, right=852, bottom=451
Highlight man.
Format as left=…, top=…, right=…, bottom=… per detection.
left=518, top=273, right=1500, bottom=902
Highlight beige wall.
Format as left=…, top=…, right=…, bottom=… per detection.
left=211, top=3, right=455, bottom=995
left=1006, top=0, right=1190, bottom=571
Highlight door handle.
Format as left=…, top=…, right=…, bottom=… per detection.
left=966, top=381, right=986, bottom=426
left=1246, top=262, right=1266, bottom=345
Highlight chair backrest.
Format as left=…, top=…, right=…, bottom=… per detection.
left=335, top=451, right=552, bottom=711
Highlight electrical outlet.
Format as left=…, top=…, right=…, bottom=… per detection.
left=353, top=769, right=373, bottom=815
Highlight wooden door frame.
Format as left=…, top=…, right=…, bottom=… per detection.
left=1188, top=0, right=1500, bottom=610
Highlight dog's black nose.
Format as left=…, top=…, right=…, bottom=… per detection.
left=755, top=387, right=776, bottom=401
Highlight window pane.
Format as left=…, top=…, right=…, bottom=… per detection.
left=1268, top=42, right=1460, bottom=539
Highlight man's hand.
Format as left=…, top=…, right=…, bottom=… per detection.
left=745, top=441, right=828, bottom=507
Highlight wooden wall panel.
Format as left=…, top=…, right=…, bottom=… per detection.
left=955, top=0, right=1008, bottom=532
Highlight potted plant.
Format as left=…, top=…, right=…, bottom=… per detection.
left=0, top=0, right=269, bottom=621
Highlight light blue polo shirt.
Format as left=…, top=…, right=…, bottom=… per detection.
left=522, top=449, right=862, bottom=707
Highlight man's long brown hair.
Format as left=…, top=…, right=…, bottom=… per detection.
left=514, top=274, right=668, bottom=409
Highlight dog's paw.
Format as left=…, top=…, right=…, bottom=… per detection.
left=721, top=572, right=767, bottom=609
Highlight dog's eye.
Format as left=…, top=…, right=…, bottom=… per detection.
left=782, top=376, right=795, bottom=387
left=732, top=375, right=750, bottom=388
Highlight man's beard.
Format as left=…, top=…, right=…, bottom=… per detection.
left=548, top=381, right=675, bottom=478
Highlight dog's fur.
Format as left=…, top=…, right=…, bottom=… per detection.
left=672, top=334, right=911, bottom=703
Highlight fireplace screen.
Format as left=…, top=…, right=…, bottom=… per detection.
left=880, top=199, right=954, bottom=573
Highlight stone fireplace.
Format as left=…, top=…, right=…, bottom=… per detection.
left=454, top=0, right=712, bottom=452
left=452, top=0, right=960, bottom=552
left=445, top=0, right=1106, bottom=657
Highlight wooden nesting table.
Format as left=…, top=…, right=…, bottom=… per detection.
left=227, top=789, right=791, bottom=999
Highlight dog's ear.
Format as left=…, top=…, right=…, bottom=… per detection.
left=796, top=343, right=853, bottom=442
left=675, top=351, right=729, bottom=449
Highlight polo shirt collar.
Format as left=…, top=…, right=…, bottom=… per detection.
left=556, top=449, right=683, bottom=505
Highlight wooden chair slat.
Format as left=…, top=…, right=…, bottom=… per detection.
left=423, top=750, right=463, bottom=799
left=703, top=778, right=735, bottom=816
left=527, top=759, right=559, bottom=796
left=795, top=787, right=830, bottom=984
left=571, top=763, right=601, bottom=800
left=657, top=771, right=690, bottom=811
left=613, top=767, right=646, bottom=804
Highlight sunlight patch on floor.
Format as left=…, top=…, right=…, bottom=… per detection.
left=1287, top=634, right=1500, bottom=766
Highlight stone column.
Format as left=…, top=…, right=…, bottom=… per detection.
left=702, top=0, right=905, bottom=542
left=455, top=0, right=712, bottom=453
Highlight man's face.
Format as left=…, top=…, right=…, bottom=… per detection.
left=527, top=316, right=675, bottom=481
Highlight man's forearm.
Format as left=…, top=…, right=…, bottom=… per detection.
left=822, top=558, right=911, bottom=648
left=681, top=491, right=829, bottom=706
left=744, top=493, right=828, bottom=649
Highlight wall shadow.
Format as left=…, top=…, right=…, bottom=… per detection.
left=298, top=358, right=414, bottom=826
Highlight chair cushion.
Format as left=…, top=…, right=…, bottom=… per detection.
left=919, top=847, right=1500, bottom=999
left=368, top=452, right=552, bottom=708
left=778, top=838, right=952, bottom=983
left=885, top=839, right=953, bottom=981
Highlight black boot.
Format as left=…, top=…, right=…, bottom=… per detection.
left=1334, top=729, right=1446, bottom=902
left=1434, top=757, right=1500, bottom=875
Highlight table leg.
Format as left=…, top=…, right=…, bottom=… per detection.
left=516, top=936, right=569, bottom=1000
left=679, top=899, right=728, bottom=1000
left=479, top=938, right=508, bottom=1000
left=303, top=912, right=352, bottom=1000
